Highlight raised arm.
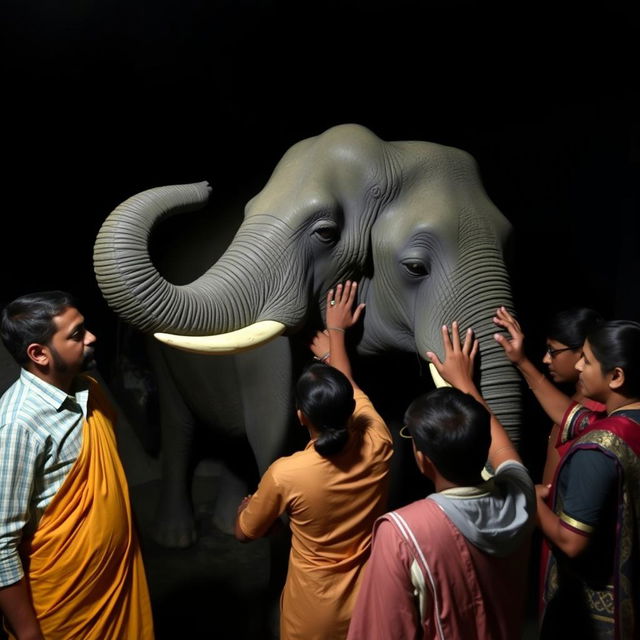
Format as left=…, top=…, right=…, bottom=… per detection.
left=320, top=281, right=365, bottom=391
left=427, top=321, right=520, bottom=470
left=492, top=307, right=573, bottom=426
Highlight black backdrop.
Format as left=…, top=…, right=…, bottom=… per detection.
left=0, top=5, right=638, bottom=635
left=3, top=1, right=639, bottom=411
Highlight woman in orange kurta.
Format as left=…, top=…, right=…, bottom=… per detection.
left=235, top=281, right=393, bottom=640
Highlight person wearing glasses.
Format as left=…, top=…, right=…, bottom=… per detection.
left=234, top=281, right=393, bottom=640
left=347, top=322, right=535, bottom=640
left=493, top=307, right=640, bottom=639
left=540, top=307, right=604, bottom=486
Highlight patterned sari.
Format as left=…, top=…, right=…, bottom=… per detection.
left=540, top=402, right=640, bottom=639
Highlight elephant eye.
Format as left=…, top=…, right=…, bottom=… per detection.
left=401, top=259, right=430, bottom=278
left=312, top=225, right=339, bottom=245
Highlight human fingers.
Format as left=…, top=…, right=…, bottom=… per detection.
left=426, top=350, right=443, bottom=370
left=351, top=302, right=366, bottom=325
left=326, top=288, right=335, bottom=308
left=311, top=330, right=327, bottom=345
left=338, top=281, right=352, bottom=308
left=535, top=484, right=551, bottom=500
left=461, top=326, right=474, bottom=354
left=493, top=332, right=514, bottom=356
left=346, top=280, right=358, bottom=306
left=493, top=314, right=520, bottom=342
left=440, top=324, right=453, bottom=354
left=495, top=306, right=521, bottom=330
left=470, top=337, right=479, bottom=361
left=450, top=321, right=462, bottom=351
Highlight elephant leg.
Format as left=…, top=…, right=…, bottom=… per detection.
left=235, top=337, right=295, bottom=636
left=209, top=439, right=259, bottom=535
left=146, top=339, right=198, bottom=548
left=235, top=337, right=295, bottom=475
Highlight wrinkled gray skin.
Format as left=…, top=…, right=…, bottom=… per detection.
left=94, top=123, right=520, bottom=547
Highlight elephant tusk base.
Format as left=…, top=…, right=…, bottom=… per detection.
left=429, top=363, right=452, bottom=389
left=154, top=321, right=286, bottom=355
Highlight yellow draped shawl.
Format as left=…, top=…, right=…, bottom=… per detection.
left=14, top=377, right=154, bottom=640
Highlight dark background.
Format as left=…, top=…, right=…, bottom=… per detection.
left=3, top=0, right=639, bottom=465
left=3, top=2, right=638, bottom=332
left=1, top=3, right=638, bottom=637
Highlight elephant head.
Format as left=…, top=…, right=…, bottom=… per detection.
left=94, top=123, right=521, bottom=441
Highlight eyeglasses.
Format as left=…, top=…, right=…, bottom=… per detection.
left=545, top=346, right=578, bottom=357
left=399, top=425, right=413, bottom=439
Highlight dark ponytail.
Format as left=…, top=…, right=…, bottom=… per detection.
left=314, top=426, right=350, bottom=457
left=588, top=320, right=640, bottom=397
left=295, top=362, right=356, bottom=458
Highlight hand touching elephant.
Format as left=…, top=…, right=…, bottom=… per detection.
left=93, top=123, right=521, bottom=546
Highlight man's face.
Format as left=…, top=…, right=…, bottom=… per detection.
left=47, top=306, right=97, bottom=375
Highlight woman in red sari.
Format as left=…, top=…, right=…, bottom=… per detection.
left=494, top=308, right=640, bottom=640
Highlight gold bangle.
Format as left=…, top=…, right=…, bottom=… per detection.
left=326, top=327, right=345, bottom=332
left=493, top=445, right=516, bottom=455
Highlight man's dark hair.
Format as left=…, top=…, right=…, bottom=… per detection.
left=404, top=387, right=491, bottom=485
left=296, top=362, right=356, bottom=458
left=1, top=291, right=77, bottom=366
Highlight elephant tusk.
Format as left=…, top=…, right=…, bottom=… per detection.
left=154, top=321, right=286, bottom=355
left=428, top=363, right=452, bottom=389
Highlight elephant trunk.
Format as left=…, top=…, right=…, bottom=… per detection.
left=417, top=224, right=522, bottom=444
left=93, top=182, right=296, bottom=345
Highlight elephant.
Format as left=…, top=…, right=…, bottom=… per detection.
left=93, top=123, right=521, bottom=549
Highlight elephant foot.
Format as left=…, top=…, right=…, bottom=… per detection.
left=211, top=464, right=250, bottom=536
left=152, top=491, right=198, bottom=549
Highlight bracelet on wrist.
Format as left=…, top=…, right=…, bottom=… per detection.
left=326, top=327, right=345, bottom=333
left=314, top=352, right=331, bottom=363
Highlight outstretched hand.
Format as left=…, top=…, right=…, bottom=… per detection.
left=426, top=321, right=478, bottom=392
left=535, top=484, right=552, bottom=502
left=325, top=281, right=366, bottom=331
left=493, top=306, right=526, bottom=365
left=309, top=330, right=331, bottom=362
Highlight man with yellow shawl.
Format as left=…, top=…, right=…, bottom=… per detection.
left=0, top=291, right=154, bottom=640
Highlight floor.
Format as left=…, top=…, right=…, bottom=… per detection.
left=134, top=468, right=542, bottom=640
left=132, top=462, right=284, bottom=640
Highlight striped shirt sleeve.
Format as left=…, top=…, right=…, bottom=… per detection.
left=0, top=422, right=43, bottom=586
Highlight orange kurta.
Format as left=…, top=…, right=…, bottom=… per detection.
left=239, top=391, right=393, bottom=640
left=15, top=377, right=154, bottom=640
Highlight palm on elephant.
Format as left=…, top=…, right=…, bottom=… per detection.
left=93, top=123, right=521, bottom=547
